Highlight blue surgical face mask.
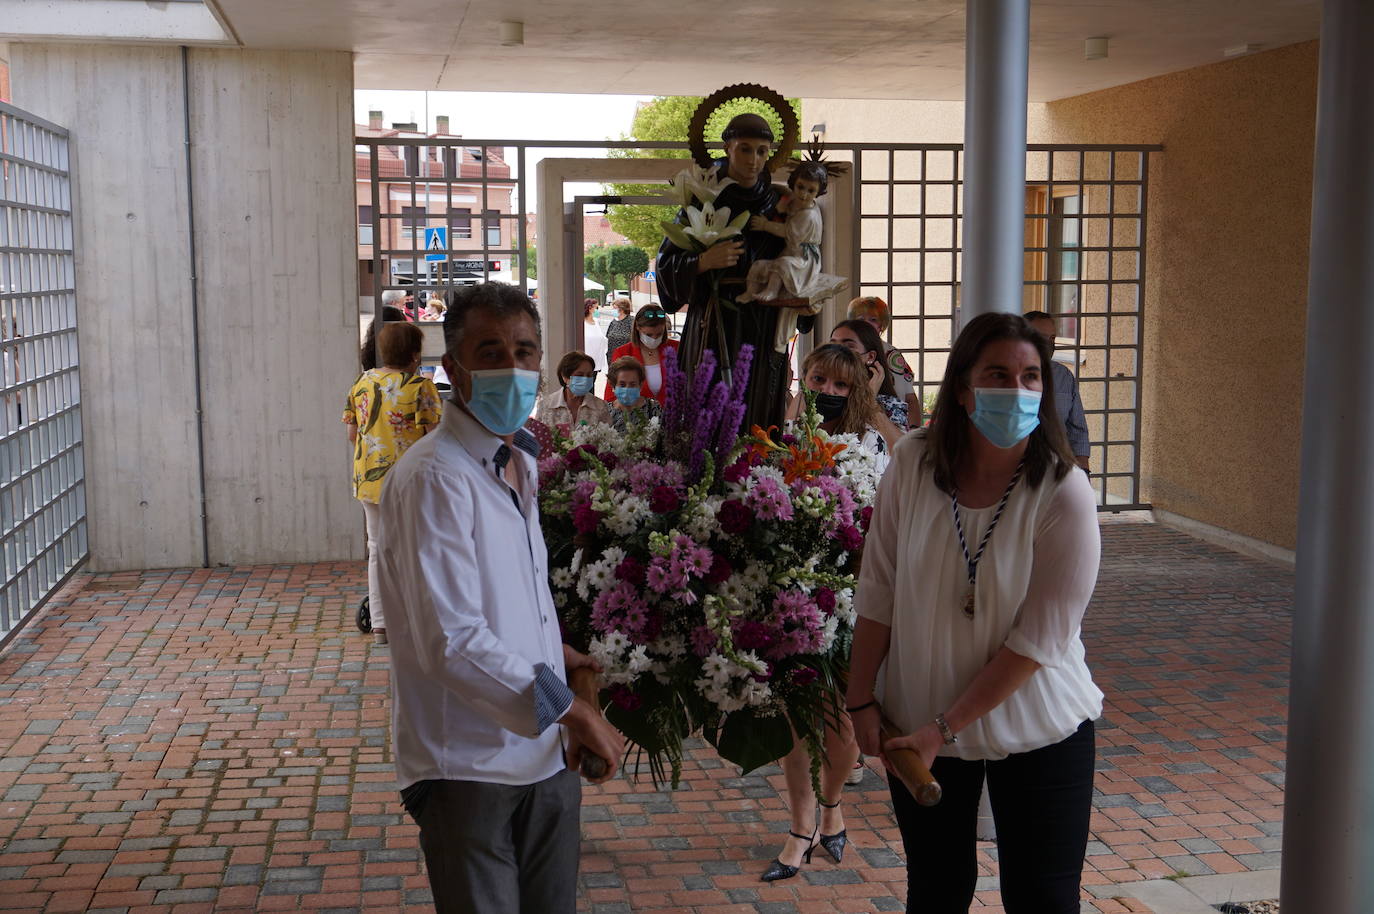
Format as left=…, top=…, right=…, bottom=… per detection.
left=566, top=375, right=595, bottom=397
left=969, top=387, right=1042, bottom=448
left=461, top=366, right=540, bottom=435
left=613, top=386, right=641, bottom=406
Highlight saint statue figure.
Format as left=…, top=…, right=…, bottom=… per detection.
left=656, top=113, right=811, bottom=432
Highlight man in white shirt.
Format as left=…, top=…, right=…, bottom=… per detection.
left=377, top=282, right=624, bottom=914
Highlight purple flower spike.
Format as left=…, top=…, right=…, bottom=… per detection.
left=690, top=382, right=730, bottom=482
left=686, top=350, right=718, bottom=432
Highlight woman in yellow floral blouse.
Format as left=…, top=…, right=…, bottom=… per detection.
left=342, top=321, right=442, bottom=643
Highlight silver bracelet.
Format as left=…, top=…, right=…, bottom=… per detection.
left=934, top=712, right=958, bottom=745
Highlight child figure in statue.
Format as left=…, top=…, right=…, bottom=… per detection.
left=657, top=113, right=810, bottom=432
left=737, top=160, right=848, bottom=347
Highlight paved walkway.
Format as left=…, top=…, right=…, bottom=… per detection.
left=0, top=517, right=1291, bottom=914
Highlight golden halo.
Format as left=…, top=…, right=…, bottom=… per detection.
left=687, top=83, right=799, bottom=173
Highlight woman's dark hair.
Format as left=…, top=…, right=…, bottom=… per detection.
left=787, top=160, right=829, bottom=197
left=377, top=321, right=424, bottom=370
left=442, top=282, right=542, bottom=355
left=832, top=319, right=895, bottom=398
left=799, top=343, right=880, bottom=437
left=924, top=312, right=1076, bottom=493
left=583, top=298, right=598, bottom=319
left=360, top=305, right=408, bottom=370
left=721, top=112, right=774, bottom=143
left=556, top=350, right=594, bottom=387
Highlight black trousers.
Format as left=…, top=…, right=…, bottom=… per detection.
left=889, top=719, right=1095, bottom=914
left=402, top=771, right=582, bottom=914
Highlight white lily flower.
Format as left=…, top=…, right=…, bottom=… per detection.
left=682, top=201, right=747, bottom=248
left=669, top=164, right=737, bottom=207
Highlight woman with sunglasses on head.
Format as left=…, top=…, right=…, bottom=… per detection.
left=535, top=350, right=610, bottom=431
left=846, top=312, right=1102, bottom=914
left=604, top=304, right=678, bottom=405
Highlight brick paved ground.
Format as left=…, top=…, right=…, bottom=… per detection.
left=0, top=517, right=1290, bottom=914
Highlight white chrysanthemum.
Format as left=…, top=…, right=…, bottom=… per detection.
left=648, top=634, right=687, bottom=661
left=835, top=588, right=857, bottom=626
left=701, top=653, right=732, bottom=686
left=734, top=650, right=768, bottom=678
left=626, top=644, right=652, bottom=674
left=741, top=679, right=773, bottom=707
left=819, top=614, right=840, bottom=652
left=550, top=567, right=575, bottom=589
left=742, top=562, right=770, bottom=591
left=553, top=591, right=567, bottom=608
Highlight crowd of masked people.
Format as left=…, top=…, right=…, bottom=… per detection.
left=341, top=283, right=1101, bottom=914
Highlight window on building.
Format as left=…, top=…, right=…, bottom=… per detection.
left=358, top=205, right=374, bottom=245
left=483, top=210, right=501, bottom=247
left=401, top=206, right=426, bottom=240
left=1048, top=194, right=1081, bottom=334
left=448, top=207, right=472, bottom=240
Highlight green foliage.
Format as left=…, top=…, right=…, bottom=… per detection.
left=525, top=244, right=537, bottom=280
left=605, top=95, right=803, bottom=252
left=585, top=242, right=649, bottom=295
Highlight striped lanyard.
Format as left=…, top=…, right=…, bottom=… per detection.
left=951, top=461, right=1024, bottom=617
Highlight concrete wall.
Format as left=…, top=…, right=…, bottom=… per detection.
left=1039, top=42, right=1317, bottom=549
left=12, top=44, right=362, bottom=570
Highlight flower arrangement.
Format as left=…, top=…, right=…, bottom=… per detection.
left=538, top=346, right=882, bottom=786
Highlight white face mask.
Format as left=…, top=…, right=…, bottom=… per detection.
left=639, top=332, right=663, bottom=350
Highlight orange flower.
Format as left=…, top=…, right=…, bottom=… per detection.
left=779, top=438, right=847, bottom=484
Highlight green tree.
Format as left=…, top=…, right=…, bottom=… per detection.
left=584, top=242, right=650, bottom=296
left=525, top=244, right=537, bottom=281
left=584, top=244, right=616, bottom=299
left=607, top=244, right=650, bottom=288
left=604, top=95, right=803, bottom=252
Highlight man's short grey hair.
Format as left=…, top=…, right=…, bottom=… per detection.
left=442, top=282, right=542, bottom=355
left=381, top=290, right=406, bottom=307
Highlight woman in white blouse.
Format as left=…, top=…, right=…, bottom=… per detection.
left=846, top=312, right=1102, bottom=913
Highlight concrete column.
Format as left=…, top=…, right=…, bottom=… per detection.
left=1282, top=0, right=1374, bottom=910
left=960, top=0, right=1029, bottom=322
left=12, top=45, right=362, bottom=568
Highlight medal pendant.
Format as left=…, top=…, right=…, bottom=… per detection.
left=962, top=589, right=976, bottom=619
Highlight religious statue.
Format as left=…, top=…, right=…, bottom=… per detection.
left=656, top=85, right=820, bottom=432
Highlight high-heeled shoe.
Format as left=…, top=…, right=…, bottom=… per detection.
left=759, top=825, right=819, bottom=882
left=818, top=799, right=847, bottom=863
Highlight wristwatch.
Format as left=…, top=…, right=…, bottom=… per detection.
left=934, top=712, right=958, bottom=745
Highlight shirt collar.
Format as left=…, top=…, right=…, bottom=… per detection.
left=442, top=400, right=542, bottom=464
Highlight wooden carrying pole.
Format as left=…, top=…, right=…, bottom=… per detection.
left=568, top=667, right=610, bottom=779
left=880, top=714, right=943, bottom=806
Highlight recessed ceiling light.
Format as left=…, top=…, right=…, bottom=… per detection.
left=500, top=20, right=524, bottom=47
left=1084, top=37, right=1109, bottom=61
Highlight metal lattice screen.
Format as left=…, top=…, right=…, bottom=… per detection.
left=851, top=144, right=1156, bottom=509
left=0, top=102, right=87, bottom=639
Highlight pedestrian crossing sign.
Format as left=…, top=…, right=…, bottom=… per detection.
left=424, top=226, right=448, bottom=262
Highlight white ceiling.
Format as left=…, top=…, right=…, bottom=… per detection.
left=2, top=0, right=1322, bottom=102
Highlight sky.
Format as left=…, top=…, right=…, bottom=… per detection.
left=353, top=90, right=658, bottom=212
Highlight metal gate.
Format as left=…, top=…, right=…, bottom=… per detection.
left=843, top=143, right=1157, bottom=510
left=0, top=102, right=87, bottom=641
left=354, top=136, right=1154, bottom=509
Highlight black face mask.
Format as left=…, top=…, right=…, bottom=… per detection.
left=815, top=392, right=848, bottom=422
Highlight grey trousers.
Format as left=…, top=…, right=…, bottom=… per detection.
left=404, top=770, right=582, bottom=914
